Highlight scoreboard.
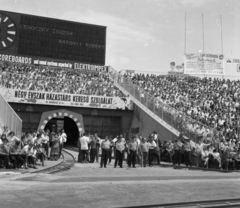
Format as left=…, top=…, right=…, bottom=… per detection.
left=0, top=10, right=106, bottom=65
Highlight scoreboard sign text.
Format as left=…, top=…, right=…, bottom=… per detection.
left=0, top=10, right=106, bottom=65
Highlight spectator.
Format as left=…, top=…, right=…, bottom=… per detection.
left=100, top=136, right=110, bottom=168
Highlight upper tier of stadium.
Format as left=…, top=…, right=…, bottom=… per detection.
left=1, top=59, right=240, bottom=143
left=123, top=72, right=240, bottom=141
left=0, top=62, right=125, bottom=97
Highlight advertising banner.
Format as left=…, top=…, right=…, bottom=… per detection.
left=225, top=58, right=240, bottom=64
left=184, top=53, right=225, bottom=75
left=0, top=88, right=132, bottom=110
left=0, top=53, right=108, bottom=72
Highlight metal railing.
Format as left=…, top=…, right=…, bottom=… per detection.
left=108, top=66, right=220, bottom=143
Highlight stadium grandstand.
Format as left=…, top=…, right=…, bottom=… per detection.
left=1, top=9, right=240, bottom=172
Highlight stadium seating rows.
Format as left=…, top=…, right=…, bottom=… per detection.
left=0, top=64, right=125, bottom=97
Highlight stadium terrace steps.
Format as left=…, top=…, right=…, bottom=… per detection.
left=110, top=75, right=179, bottom=137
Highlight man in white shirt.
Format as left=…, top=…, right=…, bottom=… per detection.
left=94, top=133, right=102, bottom=162
left=78, top=133, right=90, bottom=163
left=59, top=129, right=67, bottom=158
left=41, top=130, right=50, bottom=159
left=148, top=136, right=156, bottom=167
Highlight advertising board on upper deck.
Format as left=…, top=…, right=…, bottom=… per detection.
left=184, top=53, right=225, bottom=75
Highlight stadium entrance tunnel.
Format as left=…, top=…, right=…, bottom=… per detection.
left=38, top=109, right=84, bottom=145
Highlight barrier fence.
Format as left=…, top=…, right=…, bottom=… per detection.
left=0, top=93, right=22, bottom=137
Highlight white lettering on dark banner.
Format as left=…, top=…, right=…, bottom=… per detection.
left=20, top=25, right=73, bottom=36
left=0, top=88, right=132, bottom=110
left=0, top=54, right=32, bottom=64
left=59, top=39, right=82, bottom=46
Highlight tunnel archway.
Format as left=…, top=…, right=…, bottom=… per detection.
left=38, top=109, right=84, bottom=145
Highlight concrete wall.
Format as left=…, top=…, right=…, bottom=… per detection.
left=9, top=103, right=134, bottom=136
left=130, top=105, right=178, bottom=142
left=0, top=95, right=22, bottom=136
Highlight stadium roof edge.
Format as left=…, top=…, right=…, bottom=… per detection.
left=0, top=9, right=107, bottom=28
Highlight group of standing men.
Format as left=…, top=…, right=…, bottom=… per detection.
left=77, top=131, right=162, bottom=168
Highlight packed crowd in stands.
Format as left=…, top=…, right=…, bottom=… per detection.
left=78, top=131, right=240, bottom=170
left=123, top=73, right=240, bottom=141
left=0, top=63, right=125, bottom=97
left=0, top=125, right=67, bottom=169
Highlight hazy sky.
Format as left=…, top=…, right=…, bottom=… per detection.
left=1, top=0, right=240, bottom=72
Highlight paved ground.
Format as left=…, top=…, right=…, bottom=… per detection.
left=0, top=157, right=63, bottom=176
left=0, top=149, right=240, bottom=208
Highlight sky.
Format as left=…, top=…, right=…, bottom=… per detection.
left=1, top=0, right=240, bottom=73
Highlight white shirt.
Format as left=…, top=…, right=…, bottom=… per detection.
left=148, top=141, right=156, bottom=149
left=80, top=136, right=90, bottom=150
left=41, top=135, right=49, bottom=144
left=112, top=137, right=118, bottom=143
left=61, top=133, right=67, bottom=143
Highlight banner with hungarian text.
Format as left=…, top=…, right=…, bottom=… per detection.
left=184, top=53, right=225, bottom=75
left=0, top=88, right=132, bottom=110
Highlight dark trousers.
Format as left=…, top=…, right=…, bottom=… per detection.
left=225, top=158, right=235, bottom=170
left=81, top=150, right=88, bottom=162
left=78, top=147, right=82, bottom=162
left=184, top=151, right=192, bottom=167
left=59, top=143, right=63, bottom=158
left=153, top=150, right=160, bottom=165
left=96, top=145, right=100, bottom=162
left=28, top=156, right=35, bottom=166
left=42, top=142, right=49, bottom=158
left=114, top=150, right=123, bottom=167
left=173, top=150, right=182, bottom=166
left=90, top=148, right=97, bottom=163
left=10, top=155, right=24, bottom=169
left=129, top=150, right=137, bottom=167
left=234, top=160, right=240, bottom=170
left=148, top=149, right=155, bottom=166
left=100, top=149, right=109, bottom=167
left=0, top=154, right=10, bottom=168
left=108, top=147, right=113, bottom=163
left=142, top=152, right=148, bottom=167
left=36, top=152, right=44, bottom=166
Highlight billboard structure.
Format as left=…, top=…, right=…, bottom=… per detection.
left=0, top=88, right=133, bottom=110
left=184, top=53, right=225, bottom=75
left=0, top=10, right=106, bottom=66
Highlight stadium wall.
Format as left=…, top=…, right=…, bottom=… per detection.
left=9, top=103, right=133, bottom=137
left=130, top=105, right=178, bottom=142
left=0, top=95, right=22, bottom=136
